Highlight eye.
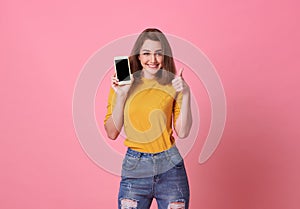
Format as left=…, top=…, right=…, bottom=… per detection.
left=143, top=52, right=150, bottom=56
left=155, top=52, right=163, bottom=56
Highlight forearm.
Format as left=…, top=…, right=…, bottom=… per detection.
left=175, top=90, right=193, bottom=138
left=104, top=94, right=127, bottom=140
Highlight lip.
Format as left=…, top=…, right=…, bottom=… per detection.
left=147, top=64, right=160, bottom=69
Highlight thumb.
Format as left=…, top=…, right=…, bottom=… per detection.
left=177, top=68, right=184, bottom=77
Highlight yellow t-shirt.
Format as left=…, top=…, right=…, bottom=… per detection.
left=104, top=77, right=182, bottom=153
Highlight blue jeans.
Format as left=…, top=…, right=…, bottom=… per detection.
left=118, top=145, right=190, bottom=209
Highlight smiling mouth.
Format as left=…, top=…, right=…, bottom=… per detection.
left=147, top=64, right=160, bottom=69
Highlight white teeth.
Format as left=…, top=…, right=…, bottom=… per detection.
left=148, top=64, right=158, bottom=68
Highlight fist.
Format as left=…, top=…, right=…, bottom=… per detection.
left=111, top=74, right=133, bottom=97
left=172, top=68, right=189, bottom=93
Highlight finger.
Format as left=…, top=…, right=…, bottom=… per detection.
left=177, top=68, right=184, bottom=77
left=172, top=76, right=182, bottom=84
left=174, top=86, right=183, bottom=92
left=172, top=82, right=182, bottom=91
left=111, top=81, right=117, bottom=91
left=111, top=76, right=119, bottom=86
left=130, top=74, right=134, bottom=83
left=112, top=76, right=119, bottom=82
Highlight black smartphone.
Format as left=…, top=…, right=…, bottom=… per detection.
left=114, top=56, right=132, bottom=85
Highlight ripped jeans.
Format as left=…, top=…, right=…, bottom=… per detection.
left=118, top=145, right=190, bottom=209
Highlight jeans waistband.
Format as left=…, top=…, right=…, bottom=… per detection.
left=126, top=145, right=180, bottom=158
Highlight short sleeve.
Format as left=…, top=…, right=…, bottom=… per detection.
left=172, top=91, right=183, bottom=125
left=104, top=87, right=116, bottom=125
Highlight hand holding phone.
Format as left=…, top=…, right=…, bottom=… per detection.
left=114, top=56, right=132, bottom=85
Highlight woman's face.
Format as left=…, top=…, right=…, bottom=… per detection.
left=138, top=39, right=163, bottom=78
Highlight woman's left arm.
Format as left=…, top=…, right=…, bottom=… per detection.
left=172, top=68, right=193, bottom=138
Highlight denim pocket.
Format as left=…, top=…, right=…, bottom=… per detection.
left=122, top=156, right=140, bottom=171
left=169, top=154, right=184, bottom=168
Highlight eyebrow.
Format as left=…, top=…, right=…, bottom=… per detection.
left=141, top=49, right=163, bottom=52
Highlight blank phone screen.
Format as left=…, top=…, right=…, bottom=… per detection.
left=115, top=59, right=130, bottom=81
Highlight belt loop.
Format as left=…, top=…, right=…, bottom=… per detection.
left=164, top=148, right=170, bottom=161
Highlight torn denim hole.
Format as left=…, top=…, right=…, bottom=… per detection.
left=120, top=198, right=138, bottom=209
left=167, top=199, right=185, bottom=209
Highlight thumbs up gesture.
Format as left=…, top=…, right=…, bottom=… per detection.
left=172, top=68, right=189, bottom=93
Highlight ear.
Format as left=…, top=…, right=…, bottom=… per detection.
left=138, top=55, right=141, bottom=60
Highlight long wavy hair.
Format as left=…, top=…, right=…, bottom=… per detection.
left=129, top=28, right=176, bottom=90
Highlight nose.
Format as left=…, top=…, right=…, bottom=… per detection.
left=150, top=54, right=157, bottom=63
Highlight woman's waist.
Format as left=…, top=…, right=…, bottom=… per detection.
left=125, top=144, right=180, bottom=159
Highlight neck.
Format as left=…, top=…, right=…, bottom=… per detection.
left=142, top=69, right=157, bottom=80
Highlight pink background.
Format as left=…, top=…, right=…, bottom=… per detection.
left=1, top=0, right=300, bottom=209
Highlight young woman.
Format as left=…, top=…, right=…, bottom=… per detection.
left=104, top=28, right=192, bottom=209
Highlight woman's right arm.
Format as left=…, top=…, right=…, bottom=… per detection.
left=104, top=93, right=127, bottom=140
left=104, top=75, right=132, bottom=140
